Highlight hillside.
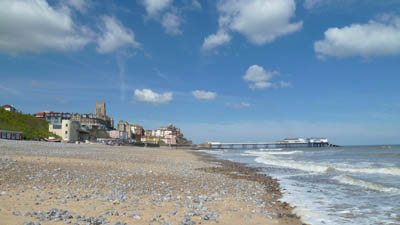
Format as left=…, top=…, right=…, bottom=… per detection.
left=0, top=108, right=56, bottom=139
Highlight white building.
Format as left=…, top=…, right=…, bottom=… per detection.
left=283, top=138, right=307, bottom=144
left=49, top=120, right=89, bottom=142
left=1, top=104, right=17, bottom=112
left=307, top=138, right=329, bottom=143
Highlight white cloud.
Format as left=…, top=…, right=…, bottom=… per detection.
left=191, top=0, right=202, bottom=9
left=303, top=0, right=321, bottom=9
left=141, top=0, right=186, bottom=36
left=314, top=15, right=400, bottom=58
left=162, top=12, right=183, bottom=35
left=0, top=0, right=93, bottom=54
left=202, top=0, right=302, bottom=50
left=67, top=0, right=89, bottom=13
left=192, top=90, right=217, bottom=100
left=142, top=0, right=173, bottom=16
left=202, top=29, right=232, bottom=50
left=243, top=65, right=279, bottom=89
left=225, top=102, right=251, bottom=109
left=277, top=81, right=292, bottom=88
left=134, top=89, right=173, bottom=104
left=97, top=16, right=141, bottom=54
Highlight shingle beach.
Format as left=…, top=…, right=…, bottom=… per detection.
left=0, top=140, right=303, bottom=225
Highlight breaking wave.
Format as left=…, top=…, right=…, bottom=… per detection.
left=253, top=153, right=400, bottom=176
left=333, top=175, right=400, bottom=193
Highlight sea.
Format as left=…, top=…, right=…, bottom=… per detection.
left=199, top=145, right=400, bottom=225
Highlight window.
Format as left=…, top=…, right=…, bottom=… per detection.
left=65, top=131, right=68, bottom=134
left=65, top=123, right=68, bottom=127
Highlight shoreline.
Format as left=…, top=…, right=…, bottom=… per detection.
left=191, top=150, right=303, bottom=224
left=0, top=140, right=304, bottom=225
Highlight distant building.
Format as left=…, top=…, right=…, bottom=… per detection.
left=49, top=120, right=89, bottom=142
left=307, top=138, right=328, bottom=143
left=109, top=130, right=120, bottom=139
left=0, top=130, right=22, bottom=140
left=146, top=124, right=191, bottom=145
left=1, top=105, right=17, bottom=112
left=95, top=102, right=106, bottom=116
left=141, top=136, right=160, bottom=144
left=145, top=130, right=153, bottom=137
left=35, top=102, right=114, bottom=131
left=282, top=138, right=307, bottom=144
left=161, top=134, right=177, bottom=145
left=35, top=112, right=72, bottom=126
left=72, top=113, right=113, bottom=130
left=131, top=125, right=144, bottom=136
left=118, top=121, right=133, bottom=140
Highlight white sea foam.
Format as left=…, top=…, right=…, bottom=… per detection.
left=264, top=150, right=304, bottom=155
left=333, top=175, right=400, bottom=193
left=253, top=152, right=400, bottom=176
left=212, top=146, right=400, bottom=225
left=337, top=167, right=400, bottom=176
left=244, top=150, right=303, bottom=155
left=258, top=148, right=283, bottom=151
left=255, top=156, right=330, bottom=172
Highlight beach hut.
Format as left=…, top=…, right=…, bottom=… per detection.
left=0, top=130, right=23, bottom=140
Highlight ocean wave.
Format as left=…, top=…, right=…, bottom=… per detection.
left=255, top=155, right=400, bottom=176
left=333, top=175, right=400, bottom=193
left=244, top=150, right=303, bottom=156
left=255, top=156, right=331, bottom=173
left=258, top=148, right=283, bottom=151
left=339, top=167, right=400, bottom=176
left=265, top=150, right=304, bottom=155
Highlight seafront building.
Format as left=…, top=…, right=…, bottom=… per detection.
left=35, top=102, right=114, bottom=142
left=49, top=120, right=89, bottom=142
left=140, top=136, right=161, bottom=145
left=141, top=125, right=190, bottom=146
left=117, top=121, right=144, bottom=142
left=0, top=130, right=23, bottom=140
left=35, top=112, right=113, bottom=130
left=1, top=101, right=192, bottom=145
left=1, top=104, right=17, bottom=112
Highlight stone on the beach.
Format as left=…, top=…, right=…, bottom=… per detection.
left=128, top=214, right=142, bottom=220
left=0, top=140, right=302, bottom=225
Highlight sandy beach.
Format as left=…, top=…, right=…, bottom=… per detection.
left=0, top=140, right=303, bottom=225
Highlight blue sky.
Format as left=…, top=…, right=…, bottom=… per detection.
left=1, top=0, right=400, bottom=145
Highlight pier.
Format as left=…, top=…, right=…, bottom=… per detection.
left=206, top=138, right=337, bottom=149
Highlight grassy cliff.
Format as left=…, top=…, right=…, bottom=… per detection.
left=0, top=108, right=56, bottom=139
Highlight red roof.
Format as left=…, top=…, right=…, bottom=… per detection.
left=1, top=105, right=13, bottom=108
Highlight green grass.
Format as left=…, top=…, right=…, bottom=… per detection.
left=0, top=108, right=58, bottom=139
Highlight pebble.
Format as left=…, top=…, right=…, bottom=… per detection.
left=23, top=222, right=40, bottom=225
left=0, top=140, right=296, bottom=225
left=128, top=214, right=142, bottom=220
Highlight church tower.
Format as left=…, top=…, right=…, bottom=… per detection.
left=95, top=102, right=106, bottom=116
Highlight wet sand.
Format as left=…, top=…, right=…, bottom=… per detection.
left=0, top=140, right=304, bottom=225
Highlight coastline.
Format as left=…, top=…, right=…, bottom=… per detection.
left=191, top=151, right=303, bottom=224
left=0, top=140, right=304, bottom=225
